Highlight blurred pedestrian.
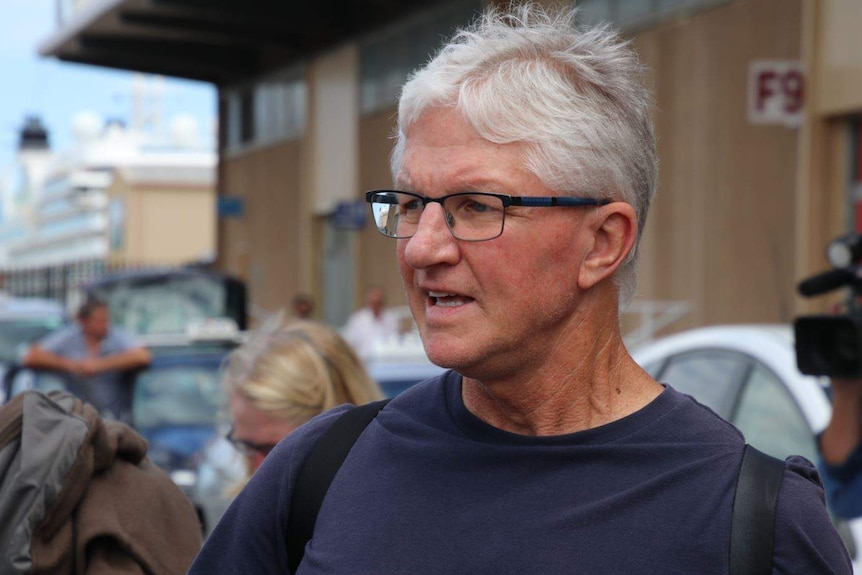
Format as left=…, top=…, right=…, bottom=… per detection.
left=222, top=318, right=383, bottom=478
left=817, top=377, right=862, bottom=517
left=809, top=301, right=862, bottom=518
left=341, top=286, right=398, bottom=360
left=290, top=293, right=315, bottom=321
left=22, top=296, right=151, bottom=422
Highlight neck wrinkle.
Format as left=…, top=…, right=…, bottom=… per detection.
left=461, top=292, right=660, bottom=436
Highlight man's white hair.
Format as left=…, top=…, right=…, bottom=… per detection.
left=392, top=3, right=657, bottom=305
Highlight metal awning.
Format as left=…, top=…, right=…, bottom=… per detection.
left=40, top=0, right=441, bottom=86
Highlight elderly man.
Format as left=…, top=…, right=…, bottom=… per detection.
left=23, top=296, right=151, bottom=422
left=188, top=5, right=851, bottom=574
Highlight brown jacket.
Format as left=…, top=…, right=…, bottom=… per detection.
left=0, top=391, right=202, bottom=575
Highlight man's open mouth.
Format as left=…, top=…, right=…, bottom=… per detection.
left=428, top=291, right=472, bottom=307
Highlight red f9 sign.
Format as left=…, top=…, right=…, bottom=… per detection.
left=748, top=61, right=805, bottom=127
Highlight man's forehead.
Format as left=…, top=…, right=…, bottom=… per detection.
left=401, top=107, right=486, bottom=149
left=396, top=140, right=530, bottom=194
left=81, top=306, right=108, bottom=318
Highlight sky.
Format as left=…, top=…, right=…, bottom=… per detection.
left=0, top=0, right=217, bottom=172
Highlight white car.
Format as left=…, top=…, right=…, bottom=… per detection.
left=0, top=294, right=67, bottom=403
left=365, top=330, right=447, bottom=396
left=631, top=324, right=861, bottom=571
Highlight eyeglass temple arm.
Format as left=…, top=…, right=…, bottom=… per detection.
left=510, top=197, right=611, bottom=207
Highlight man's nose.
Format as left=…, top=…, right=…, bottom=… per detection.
left=401, top=203, right=460, bottom=268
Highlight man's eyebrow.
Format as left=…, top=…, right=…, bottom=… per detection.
left=393, top=179, right=506, bottom=195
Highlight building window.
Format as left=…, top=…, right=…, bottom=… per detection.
left=577, top=0, right=612, bottom=25
left=575, top=0, right=732, bottom=31
left=359, top=1, right=482, bottom=115
left=617, top=0, right=654, bottom=26
left=223, top=66, right=307, bottom=153
left=253, top=69, right=307, bottom=144
left=240, top=88, right=254, bottom=145
left=225, top=89, right=249, bottom=149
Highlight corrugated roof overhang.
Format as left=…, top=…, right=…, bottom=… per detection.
left=39, top=0, right=444, bottom=86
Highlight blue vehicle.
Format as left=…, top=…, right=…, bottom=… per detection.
left=134, top=347, right=227, bottom=463
left=131, top=335, right=240, bottom=512
left=0, top=295, right=67, bottom=401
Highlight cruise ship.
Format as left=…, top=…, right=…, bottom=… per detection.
left=0, top=108, right=215, bottom=270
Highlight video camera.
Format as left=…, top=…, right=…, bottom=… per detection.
left=795, top=232, right=862, bottom=377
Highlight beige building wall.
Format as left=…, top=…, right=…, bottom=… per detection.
left=814, top=0, right=862, bottom=116
left=306, top=45, right=362, bottom=324
left=135, top=189, right=214, bottom=262
left=108, top=174, right=215, bottom=265
left=631, top=0, right=803, bottom=333
left=357, top=109, right=407, bottom=310
left=220, top=140, right=304, bottom=318
left=219, top=45, right=363, bottom=325
left=795, top=0, right=862, bottom=316
left=308, top=46, right=360, bottom=216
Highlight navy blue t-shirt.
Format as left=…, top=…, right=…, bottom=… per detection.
left=189, top=372, right=852, bottom=574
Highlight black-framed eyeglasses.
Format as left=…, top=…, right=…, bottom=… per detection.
left=226, top=427, right=278, bottom=458
left=365, top=190, right=611, bottom=241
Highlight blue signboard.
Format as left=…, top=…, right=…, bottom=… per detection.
left=218, top=196, right=245, bottom=218
left=332, top=200, right=367, bottom=230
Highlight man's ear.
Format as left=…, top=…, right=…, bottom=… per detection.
left=577, top=202, right=638, bottom=291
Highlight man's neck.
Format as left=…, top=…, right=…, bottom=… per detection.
left=460, top=301, right=662, bottom=436
left=83, top=333, right=103, bottom=350
left=462, top=353, right=661, bottom=436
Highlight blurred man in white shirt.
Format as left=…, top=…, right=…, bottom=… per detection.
left=342, top=286, right=398, bottom=361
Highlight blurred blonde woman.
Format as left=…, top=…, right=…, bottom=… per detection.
left=222, top=318, right=383, bottom=478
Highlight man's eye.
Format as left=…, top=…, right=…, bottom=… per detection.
left=465, top=200, right=490, bottom=213
left=454, top=196, right=498, bottom=214
left=400, top=199, right=422, bottom=211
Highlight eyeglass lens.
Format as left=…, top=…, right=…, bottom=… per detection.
left=370, top=192, right=505, bottom=241
left=227, top=427, right=277, bottom=457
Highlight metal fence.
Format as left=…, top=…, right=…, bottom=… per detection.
left=0, top=259, right=203, bottom=308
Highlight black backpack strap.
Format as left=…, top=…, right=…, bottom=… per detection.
left=729, top=444, right=785, bottom=575
left=287, top=398, right=391, bottom=574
